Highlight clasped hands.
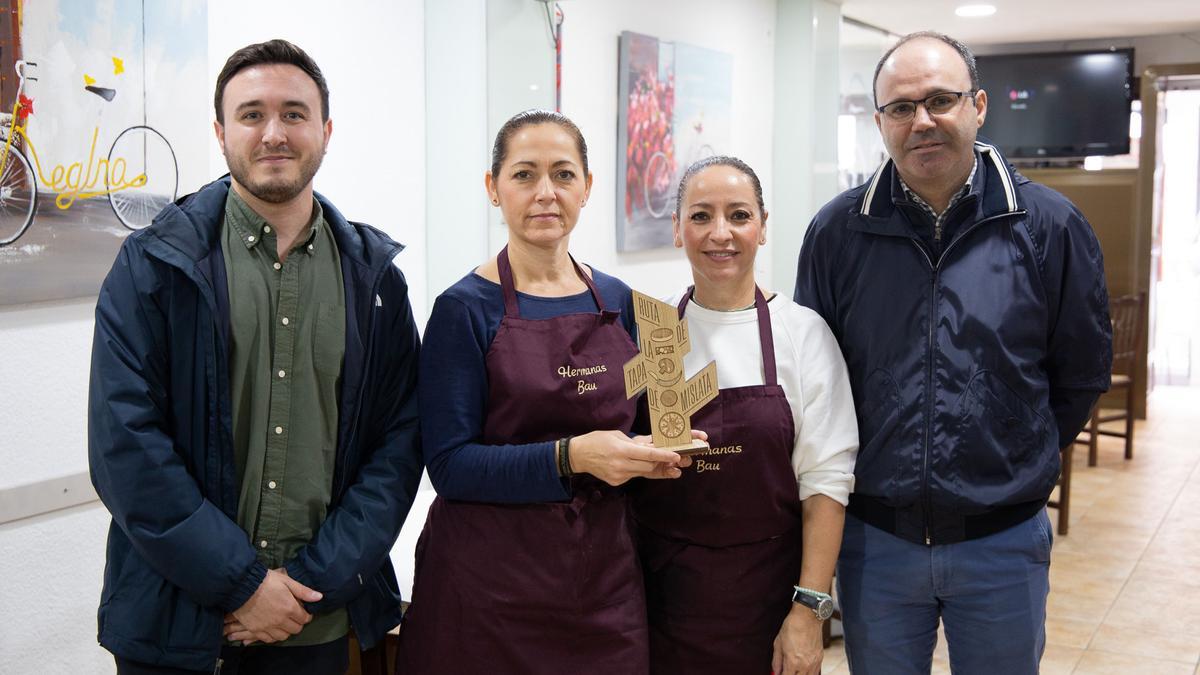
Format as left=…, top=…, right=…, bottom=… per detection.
left=223, top=568, right=322, bottom=646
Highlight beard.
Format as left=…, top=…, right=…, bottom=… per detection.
left=225, top=145, right=325, bottom=204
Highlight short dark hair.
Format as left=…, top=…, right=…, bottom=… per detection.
left=490, top=109, right=589, bottom=178
left=214, top=39, right=330, bottom=124
left=872, top=31, right=980, bottom=107
left=674, top=155, right=765, bottom=218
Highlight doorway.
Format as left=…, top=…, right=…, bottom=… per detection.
left=1143, top=70, right=1200, bottom=389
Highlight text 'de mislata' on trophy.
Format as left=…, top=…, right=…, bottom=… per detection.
left=623, top=290, right=718, bottom=456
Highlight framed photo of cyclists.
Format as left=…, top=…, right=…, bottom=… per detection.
left=615, top=31, right=731, bottom=252
left=0, top=1, right=209, bottom=306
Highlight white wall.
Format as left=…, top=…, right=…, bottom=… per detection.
left=0, top=299, right=108, bottom=673
left=560, top=0, right=779, bottom=300
left=0, top=2, right=424, bottom=672
left=973, top=31, right=1200, bottom=74
left=0, top=502, right=114, bottom=674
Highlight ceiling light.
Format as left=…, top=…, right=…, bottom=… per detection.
left=955, top=4, right=996, bottom=17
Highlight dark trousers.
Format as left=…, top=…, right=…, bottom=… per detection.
left=838, top=511, right=1052, bottom=675
left=115, top=635, right=349, bottom=675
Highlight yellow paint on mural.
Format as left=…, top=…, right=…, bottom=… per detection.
left=83, top=74, right=96, bottom=86
left=46, top=128, right=148, bottom=209
left=112, top=57, right=124, bottom=75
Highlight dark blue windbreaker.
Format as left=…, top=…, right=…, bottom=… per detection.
left=88, top=177, right=422, bottom=670
left=795, top=142, right=1112, bottom=545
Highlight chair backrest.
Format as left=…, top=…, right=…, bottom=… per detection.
left=1110, top=292, right=1145, bottom=376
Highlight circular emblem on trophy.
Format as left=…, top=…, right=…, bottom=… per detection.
left=659, top=412, right=685, bottom=438
left=623, top=289, right=718, bottom=456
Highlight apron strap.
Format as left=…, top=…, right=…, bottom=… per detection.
left=753, top=286, right=778, bottom=386
left=497, top=245, right=608, bottom=318
left=677, top=285, right=778, bottom=386
left=675, top=287, right=694, bottom=317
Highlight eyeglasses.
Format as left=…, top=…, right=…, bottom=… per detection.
left=877, top=91, right=977, bottom=122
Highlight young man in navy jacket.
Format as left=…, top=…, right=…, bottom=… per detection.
left=88, top=39, right=422, bottom=674
left=795, top=31, right=1112, bottom=674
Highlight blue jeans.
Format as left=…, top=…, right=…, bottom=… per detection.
left=837, top=510, right=1052, bottom=675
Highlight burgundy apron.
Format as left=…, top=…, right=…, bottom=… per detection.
left=634, top=287, right=803, bottom=674
left=396, top=247, right=646, bottom=675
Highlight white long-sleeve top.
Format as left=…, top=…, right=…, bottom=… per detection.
left=671, top=291, right=859, bottom=505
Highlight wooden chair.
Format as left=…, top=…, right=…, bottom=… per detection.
left=1046, top=444, right=1073, bottom=535
left=1076, top=292, right=1146, bottom=467
left=348, top=621, right=401, bottom=675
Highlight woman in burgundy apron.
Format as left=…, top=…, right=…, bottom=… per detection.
left=396, top=111, right=687, bottom=675
left=635, top=157, right=858, bottom=675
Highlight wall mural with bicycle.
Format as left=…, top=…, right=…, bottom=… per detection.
left=615, top=31, right=731, bottom=252
left=0, top=0, right=207, bottom=306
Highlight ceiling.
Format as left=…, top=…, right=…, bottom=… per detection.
left=840, top=0, right=1200, bottom=46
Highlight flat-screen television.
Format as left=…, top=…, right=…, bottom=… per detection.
left=976, top=49, right=1133, bottom=159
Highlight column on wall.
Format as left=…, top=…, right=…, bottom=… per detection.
left=424, top=0, right=489, bottom=311
left=770, top=0, right=841, bottom=298
left=424, top=0, right=556, bottom=315
left=485, top=0, right=557, bottom=253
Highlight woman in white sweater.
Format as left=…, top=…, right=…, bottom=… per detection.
left=634, top=156, right=858, bottom=675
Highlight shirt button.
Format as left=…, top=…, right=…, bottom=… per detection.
left=281, top=317, right=289, bottom=326
left=268, top=480, right=277, bottom=489
left=247, top=235, right=255, bottom=243
left=278, top=370, right=286, bottom=378
left=259, top=540, right=268, bottom=548
left=273, top=262, right=281, bottom=270
left=263, top=225, right=271, bottom=233
left=274, top=426, right=283, bottom=435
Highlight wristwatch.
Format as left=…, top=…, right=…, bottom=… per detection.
left=792, top=585, right=834, bottom=620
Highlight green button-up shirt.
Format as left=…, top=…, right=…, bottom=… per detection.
left=221, top=188, right=348, bottom=645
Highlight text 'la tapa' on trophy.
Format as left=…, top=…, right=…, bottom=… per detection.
left=623, top=290, right=718, bottom=456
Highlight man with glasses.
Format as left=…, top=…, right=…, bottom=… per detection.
left=794, top=31, right=1112, bottom=674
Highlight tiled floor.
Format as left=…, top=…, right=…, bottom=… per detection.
left=819, top=386, right=1200, bottom=674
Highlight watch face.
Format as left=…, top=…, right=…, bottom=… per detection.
left=816, top=598, right=835, bottom=621
left=793, top=588, right=835, bottom=620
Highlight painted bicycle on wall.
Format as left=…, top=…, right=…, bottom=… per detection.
left=643, top=140, right=715, bottom=219
left=642, top=118, right=716, bottom=219
left=0, top=60, right=178, bottom=247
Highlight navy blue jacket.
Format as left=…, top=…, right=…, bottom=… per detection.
left=88, top=177, right=422, bottom=670
left=795, top=142, right=1112, bottom=545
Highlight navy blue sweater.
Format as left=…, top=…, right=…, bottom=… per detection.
left=420, top=268, right=636, bottom=503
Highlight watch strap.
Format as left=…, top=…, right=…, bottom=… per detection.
left=792, top=585, right=831, bottom=602
left=792, top=585, right=834, bottom=620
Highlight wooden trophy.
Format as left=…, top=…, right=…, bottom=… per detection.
left=623, top=290, right=718, bottom=455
